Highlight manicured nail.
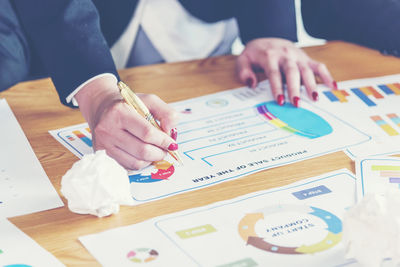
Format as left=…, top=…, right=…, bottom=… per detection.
left=246, top=78, right=253, bottom=88
left=333, top=81, right=338, bottom=90
left=312, top=91, right=319, bottom=101
left=168, top=143, right=178, bottom=151
left=170, top=128, right=178, bottom=141
left=277, top=94, right=285, bottom=106
left=293, top=96, right=300, bottom=108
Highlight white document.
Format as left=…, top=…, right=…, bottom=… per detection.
left=80, top=169, right=359, bottom=267
left=355, top=156, right=400, bottom=201
left=0, top=99, right=63, bottom=218
left=311, top=74, right=400, bottom=159
left=0, top=218, right=64, bottom=266
left=50, top=81, right=368, bottom=204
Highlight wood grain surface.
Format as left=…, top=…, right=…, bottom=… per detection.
left=1, top=41, right=400, bottom=266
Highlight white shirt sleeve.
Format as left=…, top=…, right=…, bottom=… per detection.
left=65, top=73, right=118, bottom=107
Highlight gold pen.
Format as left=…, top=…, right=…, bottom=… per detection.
left=118, top=81, right=183, bottom=165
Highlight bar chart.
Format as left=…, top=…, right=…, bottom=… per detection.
left=371, top=164, right=400, bottom=187
left=370, top=115, right=399, bottom=136
left=323, top=83, right=399, bottom=107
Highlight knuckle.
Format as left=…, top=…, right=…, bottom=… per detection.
left=166, top=109, right=179, bottom=122
left=141, top=125, right=155, bottom=142
left=263, top=49, right=276, bottom=58
left=317, top=63, right=327, bottom=72
left=144, top=93, right=159, bottom=103
left=137, top=145, right=153, bottom=160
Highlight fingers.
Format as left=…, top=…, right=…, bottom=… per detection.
left=113, top=128, right=167, bottom=162
left=120, top=103, right=177, bottom=152
left=104, top=145, right=152, bottom=170
left=91, top=99, right=179, bottom=170
left=282, top=58, right=301, bottom=107
left=299, top=62, right=318, bottom=101
left=236, top=54, right=258, bottom=88
left=238, top=38, right=337, bottom=107
left=263, top=53, right=284, bottom=105
left=309, top=61, right=336, bottom=90
left=139, top=93, right=179, bottom=136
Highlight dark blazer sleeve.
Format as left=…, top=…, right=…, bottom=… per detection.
left=302, top=0, right=400, bottom=57
left=12, top=0, right=120, bottom=106
left=179, top=0, right=298, bottom=43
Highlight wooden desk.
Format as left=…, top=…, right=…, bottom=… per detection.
left=1, top=41, right=400, bottom=266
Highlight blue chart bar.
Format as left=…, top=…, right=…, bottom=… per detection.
left=323, top=91, right=339, bottom=102
left=350, top=88, right=376, bottom=107
left=378, top=85, right=395, bottom=95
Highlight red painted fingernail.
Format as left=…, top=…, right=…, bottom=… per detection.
left=246, top=78, right=253, bottom=88
left=170, top=128, right=178, bottom=141
left=312, top=91, right=319, bottom=101
left=293, top=96, right=300, bottom=108
left=277, top=94, right=285, bottom=106
left=168, top=143, right=178, bottom=151
left=333, top=81, right=338, bottom=90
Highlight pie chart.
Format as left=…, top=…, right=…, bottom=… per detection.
left=256, top=101, right=333, bottom=139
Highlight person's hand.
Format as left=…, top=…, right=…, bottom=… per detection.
left=236, top=38, right=336, bottom=107
left=75, top=75, right=179, bottom=170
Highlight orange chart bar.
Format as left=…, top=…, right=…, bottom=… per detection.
left=331, top=90, right=348, bottom=102
left=370, top=115, right=399, bottom=136
left=387, top=84, right=400, bottom=95
left=360, top=86, right=384, bottom=99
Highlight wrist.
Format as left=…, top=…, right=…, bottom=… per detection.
left=75, top=75, right=121, bottom=128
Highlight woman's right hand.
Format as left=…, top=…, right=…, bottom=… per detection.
left=75, top=75, right=179, bottom=170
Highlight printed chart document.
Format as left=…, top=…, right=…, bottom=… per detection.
left=80, top=169, right=359, bottom=267
left=313, top=74, right=400, bottom=159
left=50, top=82, right=368, bottom=204
left=355, top=156, right=400, bottom=201
left=0, top=99, right=63, bottom=218
left=0, top=219, right=64, bottom=266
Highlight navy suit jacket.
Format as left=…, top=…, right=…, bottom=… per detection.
left=302, top=0, right=400, bottom=57
left=12, top=0, right=297, bottom=106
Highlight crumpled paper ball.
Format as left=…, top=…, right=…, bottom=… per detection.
left=61, top=150, right=134, bottom=217
left=343, top=189, right=400, bottom=267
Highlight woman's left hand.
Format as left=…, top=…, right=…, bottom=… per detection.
left=236, top=38, right=337, bottom=107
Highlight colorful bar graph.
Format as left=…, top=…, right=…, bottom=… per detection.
left=372, top=165, right=400, bottom=186
left=370, top=115, right=399, bottom=136
left=323, top=91, right=339, bottom=102
left=331, top=90, right=348, bottom=102
left=387, top=113, right=400, bottom=127
left=72, top=130, right=93, bottom=147
left=323, top=90, right=350, bottom=103
left=351, top=88, right=376, bottom=106
left=360, top=86, right=384, bottom=99
left=378, top=84, right=400, bottom=95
